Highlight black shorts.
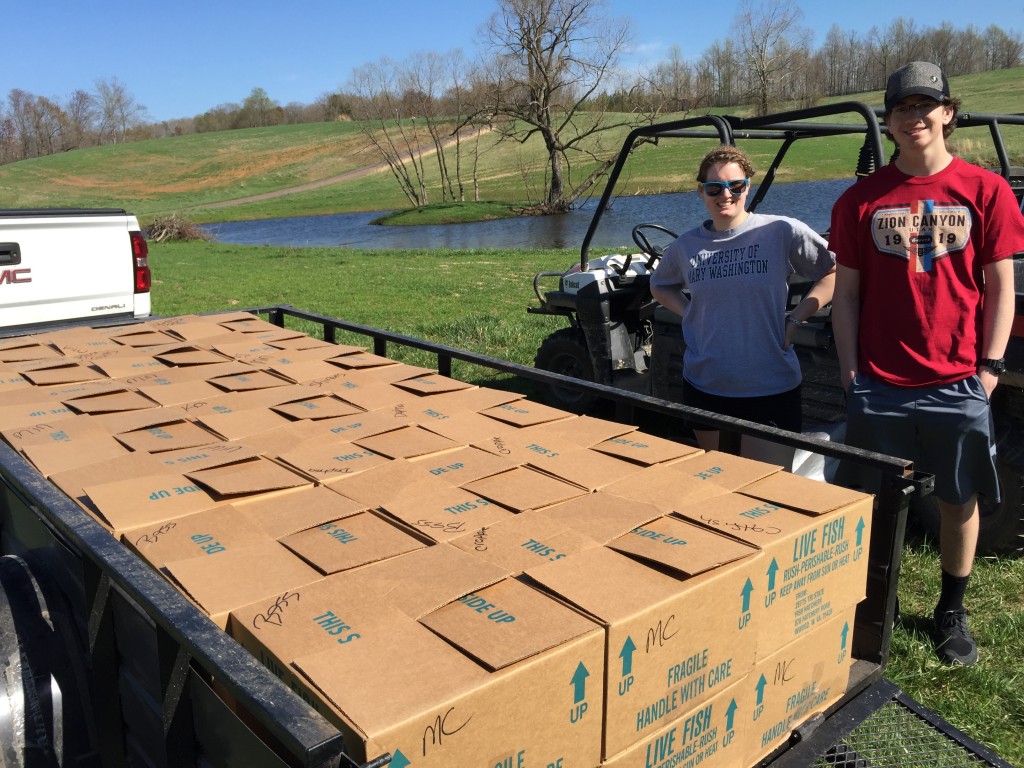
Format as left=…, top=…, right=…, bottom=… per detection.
left=681, top=380, right=803, bottom=434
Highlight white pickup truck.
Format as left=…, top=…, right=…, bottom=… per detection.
left=0, top=208, right=151, bottom=332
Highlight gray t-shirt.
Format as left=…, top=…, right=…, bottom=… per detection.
left=650, top=212, right=835, bottom=396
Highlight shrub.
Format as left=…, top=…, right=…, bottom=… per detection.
left=144, top=214, right=213, bottom=242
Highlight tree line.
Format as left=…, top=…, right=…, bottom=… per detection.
left=2, top=0, right=1022, bottom=210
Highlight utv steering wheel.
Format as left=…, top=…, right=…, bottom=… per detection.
left=632, top=224, right=679, bottom=268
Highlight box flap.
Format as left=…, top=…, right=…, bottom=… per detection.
left=21, top=434, right=130, bottom=477
left=233, top=485, right=368, bottom=539
left=122, top=503, right=276, bottom=569
left=185, top=456, right=312, bottom=497
left=669, top=450, right=783, bottom=491
left=525, top=445, right=646, bottom=492
left=207, top=370, right=292, bottom=393
left=379, top=480, right=516, bottom=543
left=2, top=415, right=110, bottom=449
left=19, top=363, right=104, bottom=387
left=291, top=619, right=487, bottom=736
left=411, top=445, right=517, bottom=485
left=479, top=400, right=574, bottom=428
left=88, top=355, right=169, bottom=379
left=608, top=515, right=759, bottom=576
left=739, top=471, right=870, bottom=515
left=192, top=407, right=293, bottom=440
left=280, top=511, right=428, bottom=575
left=601, top=462, right=731, bottom=512
left=163, top=540, right=322, bottom=622
left=461, top=466, right=588, bottom=512
left=419, top=578, right=598, bottom=671
left=277, top=439, right=390, bottom=483
left=672, top=491, right=817, bottom=548
left=449, top=510, right=601, bottom=573
left=153, top=442, right=260, bottom=473
left=352, top=425, right=460, bottom=460
left=538, top=491, right=665, bottom=544
left=318, top=543, right=509, bottom=619
left=115, top=420, right=221, bottom=453
left=271, top=395, right=364, bottom=421
left=592, top=431, right=702, bottom=465
left=525, top=414, right=637, bottom=448
left=82, top=472, right=221, bottom=534
left=392, top=373, right=474, bottom=395
left=526, top=544, right=687, bottom=624
left=324, top=458, right=453, bottom=505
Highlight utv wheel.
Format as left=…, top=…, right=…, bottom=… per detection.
left=911, top=459, right=1024, bottom=557
left=534, top=328, right=598, bottom=413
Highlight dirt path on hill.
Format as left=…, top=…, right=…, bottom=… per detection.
left=198, top=127, right=489, bottom=210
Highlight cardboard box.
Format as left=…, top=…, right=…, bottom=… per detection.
left=276, top=436, right=391, bottom=482
left=227, top=544, right=506, bottom=709
left=460, top=466, right=588, bottom=512
left=409, top=445, right=517, bottom=485
left=232, top=485, right=369, bottom=539
left=744, top=605, right=856, bottom=765
left=591, top=432, right=702, bottom=466
left=449, top=509, right=603, bottom=574
left=291, top=577, right=605, bottom=768
left=377, top=479, right=517, bottom=543
left=121, top=503, right=276, bottom=570
left=81, top=471, right=223, bottom=536
left=602, top=678, right=748, bottom=768
left=279, top=510, right=428, bottom=575
left=533, top=491, right=664, bottom=545
left=526, top=534, right=759, bottom=759
left=163, top=539, right=322, bottom=627
left=672, top=489, right=872, bottom=660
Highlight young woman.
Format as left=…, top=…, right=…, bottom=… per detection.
left=649, top=145, right=836, bottom=466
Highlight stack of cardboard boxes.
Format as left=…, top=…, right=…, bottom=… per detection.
left=0, top=312, right=874, bottom=768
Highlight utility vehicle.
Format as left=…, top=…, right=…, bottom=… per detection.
left=529, top=103, right=1024, bottom=557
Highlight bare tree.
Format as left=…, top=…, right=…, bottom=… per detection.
left=95, top=77, right=147, bottom=144
left=984, top=25, right=1024, bottom=70
left=732, top=0, right=811, bottom=114
left=479, top=0, right=636, bottom=212
left=63, top=89, right=96, bottom=150
left=348, top=58, right=433, bottom=207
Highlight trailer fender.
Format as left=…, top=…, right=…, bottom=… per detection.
left=0, top=555, right=94, bottom=768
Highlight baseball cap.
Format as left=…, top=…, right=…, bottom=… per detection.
left=884, top=61, right=950, bottom=111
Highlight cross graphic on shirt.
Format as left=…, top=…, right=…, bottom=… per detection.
left=909, top=199, right=936, bottom=273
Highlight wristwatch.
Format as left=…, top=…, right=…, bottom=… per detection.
left=979, top=357, right=1006, bottom=375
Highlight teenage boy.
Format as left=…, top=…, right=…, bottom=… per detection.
left=830, top=61, right=1024, bottom=665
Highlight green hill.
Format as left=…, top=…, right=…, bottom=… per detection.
left=1, top=68, right=1022, bottom=225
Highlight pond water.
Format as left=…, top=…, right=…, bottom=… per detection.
left=202, top=178, right=857, bottom=252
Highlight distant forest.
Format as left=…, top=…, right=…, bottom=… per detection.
left=1, top=10, right=1021, bottom=166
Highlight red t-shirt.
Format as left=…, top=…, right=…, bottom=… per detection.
left=830, top=157, right=1024, bottom=386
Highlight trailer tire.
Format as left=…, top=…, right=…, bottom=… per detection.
left=0, top=555, right=94, bottom=767
left=534, top=328, right=598, bottom=413
left=911, top=459, right=1024, bottom=558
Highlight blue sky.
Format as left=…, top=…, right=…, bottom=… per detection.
left=4, top=0, right=1021, bottom=123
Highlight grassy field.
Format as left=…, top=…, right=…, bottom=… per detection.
left=1, top=68, right=1022, bottom=226
left=152, top=242, right=1023, bottom=766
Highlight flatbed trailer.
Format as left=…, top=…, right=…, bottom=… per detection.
left=0, top=305, right=1013, bottom=767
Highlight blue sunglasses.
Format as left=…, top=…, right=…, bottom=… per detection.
left=700, top=178, right=750, bottom=197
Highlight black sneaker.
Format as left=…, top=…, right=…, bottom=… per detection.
left=932, top=608, right=978, bottom=666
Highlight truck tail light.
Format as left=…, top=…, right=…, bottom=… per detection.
left=130, top=231, right=151, bottom=293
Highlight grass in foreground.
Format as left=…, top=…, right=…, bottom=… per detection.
left=151, top=241, right=1023, bottom=766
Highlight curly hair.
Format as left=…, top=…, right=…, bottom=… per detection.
left=696, top=145, right=756, bottom=183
